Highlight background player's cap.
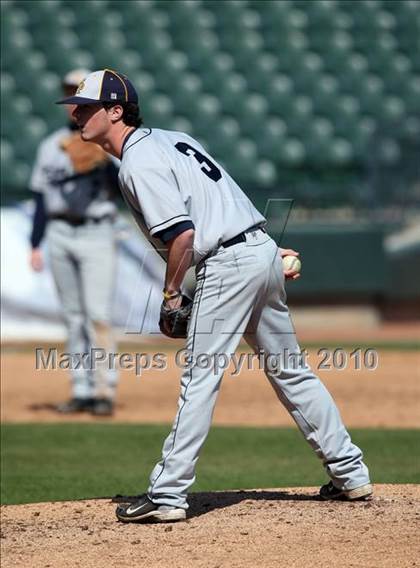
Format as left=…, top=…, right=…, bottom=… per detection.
left=56, top=69, right=138, bottom=105
left=62, top=69, right=91, bottom=88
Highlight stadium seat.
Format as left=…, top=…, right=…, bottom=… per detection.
left=171, top=73, right=202, bottom=115
left=1, top=139, right=15, bottom=173
left=142, top=94, right=174, bottom=129
left=255, top=159, right=278, bottom=186
left=218, top=73, right=248, bottom=114
left=257, top=118, right=288, bottom=161
left=278, top=138, right=306, bottom=167
left=2, top=0, right=419, bottom=195
left=284, top=96, right=314, bottom=136
left=14, top=116, right=48, bottom=162
left=304, top=117, right=334, bottom=164
left=266, top=74, right=294, bottom=111
left=312, top=74, right=340, bottom=114
left=228, top=138, right=259, bottom=181
left=46, top=50, right=95, bottom=75
left=327, top=138, right=354, bottom=166
left=209, top=116, right=241, bottom=156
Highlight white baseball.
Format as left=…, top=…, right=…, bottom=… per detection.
left=282, top=255, right=301, bottom=273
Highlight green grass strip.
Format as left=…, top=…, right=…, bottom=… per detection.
left=1, top=424, right=419, bottom=505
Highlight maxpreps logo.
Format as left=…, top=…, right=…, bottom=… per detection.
left=76, top=80, right=85, bottom=94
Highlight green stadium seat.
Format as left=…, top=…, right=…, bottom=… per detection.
left=1, top=0, right=418, bottom=195
left=1, top=29, right=33, bottom=69
left=168, top=116, right=194, bottom=136
left=179, top=32, right=219, bottom=70
left=208, top=117, right=241, bottom=156
left=237, top=94, right=270, bottom=137
left=312, top=74, right=340, bottom=113
left=244, top=53, right=278, bottom=92
left=284, top=96, right=314, bottom=136
left=404, top=77, right=420, bottom=113
left=46, top=50, right=95, bottom=75
left=0, top=6, right=29, bottom=28
left=255, top=159, right=278, bottom=186
left=132, top=31, right=173, bottom=66
left=131, top=71, right=156, bottom=100
left=188, top=94, right=221, bottom=134
left=171, top=73, right=202, bottom=114
left=402, top=116, right=420, bottom=140
left=308, top=29, right=353, bottom=53
left=266, top=74, right=294, bottom=112
left=14, top=117, right=48, bottom=162
left=304, top=117, right=334, bottom=163
left=30, top=72, right=61, bottom=116
left=376, top=138, right=401, bottom=165
left=264, top=30, right=308, bottom=67
left=293, top=52, right=324, bottom=91
left=220, top=30, right=264, bottom=69
left=8, top=51, right=47, bottom=90
left=1, top=139, right=15, bottom=172
left=228, top=138, right=259, bottom=181
left=32, top=29, right=80, bottom=51
left=347, top=117, right=376, bottom=157
left=218, top=73, right=248, bottom=114
left=168, top=4, right=215, bottom=30
left=376, top=96, right=406, bottom=124
left=333, top=95, right=361, bottom=130
left=278, top=138, right=306, bottom=167
left=1, top=158, right=31, bottom=188
left=257, top=118, right=288, bottom=161
left=115, top=50, right=143, bottom=76
left=142, top=94, right=174, bottom=128
left=0, top=72, right=16, bottom=98
left=153, top=51, right=189, bottom=91
left=198, top=53, right=236, bottom=92
left=18, top=0, right=63, bottom=25
left=327, top=138, right=354, bottom=166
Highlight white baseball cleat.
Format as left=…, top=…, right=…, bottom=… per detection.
left=320, top=482, right=373, bottom=501
left=116, top=494, right=186, bottom=522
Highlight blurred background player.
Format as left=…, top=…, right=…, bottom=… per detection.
left=29, top=69, right=119, bottom=416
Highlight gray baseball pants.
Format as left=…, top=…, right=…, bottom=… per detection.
left=47, top=219, right=118, bottom=400
left=148, top=230, right=370, bottom=508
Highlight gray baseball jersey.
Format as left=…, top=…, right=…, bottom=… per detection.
left=30, top=126, right=118, bottom=219
left=118, top=128, right=266, bottom=265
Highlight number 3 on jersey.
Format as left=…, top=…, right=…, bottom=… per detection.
left=175, top=142, right=222, bottom=182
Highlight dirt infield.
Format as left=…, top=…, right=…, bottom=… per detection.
left=2, top=349, right=420, bottom=427
left=2, top=485, right=419, bottom=568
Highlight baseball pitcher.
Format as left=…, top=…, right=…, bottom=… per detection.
left=58, top=69, right=372, bottom=521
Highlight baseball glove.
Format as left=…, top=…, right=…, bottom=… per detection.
left=60, top=132, right=109, bottom=174
left=159, top=296, right=193, bottom=339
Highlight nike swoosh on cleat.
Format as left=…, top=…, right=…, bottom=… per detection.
left=125, top=503, right=149, bottom=515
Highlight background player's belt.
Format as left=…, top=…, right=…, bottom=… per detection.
left=49, top=214, right=114, bottom=227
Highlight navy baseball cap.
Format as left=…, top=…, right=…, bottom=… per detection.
left=56, top=69, right=138, bottom=105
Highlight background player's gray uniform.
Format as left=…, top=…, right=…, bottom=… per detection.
left=119, top=127, right=370, bottom=508
left=30, top=127, right=119, bottom=402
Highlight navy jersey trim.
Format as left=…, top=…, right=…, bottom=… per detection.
left=155, top=220, right=195, bottom=243
left=123, top=128, right=152, bottom=156
left=120, top=129, right=137, bottom=157
left=149, top=213, right=190, bottom=232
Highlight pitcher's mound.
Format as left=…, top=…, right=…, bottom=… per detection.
left=2, top=485, right=419, bottom=568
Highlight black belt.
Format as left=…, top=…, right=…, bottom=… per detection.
left=222, top=226, right=266, bottom=249
left=49, top=214, right=114, bottom=226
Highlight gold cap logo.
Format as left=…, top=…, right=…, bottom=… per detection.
left=76, top=80, right=85, bottom=94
